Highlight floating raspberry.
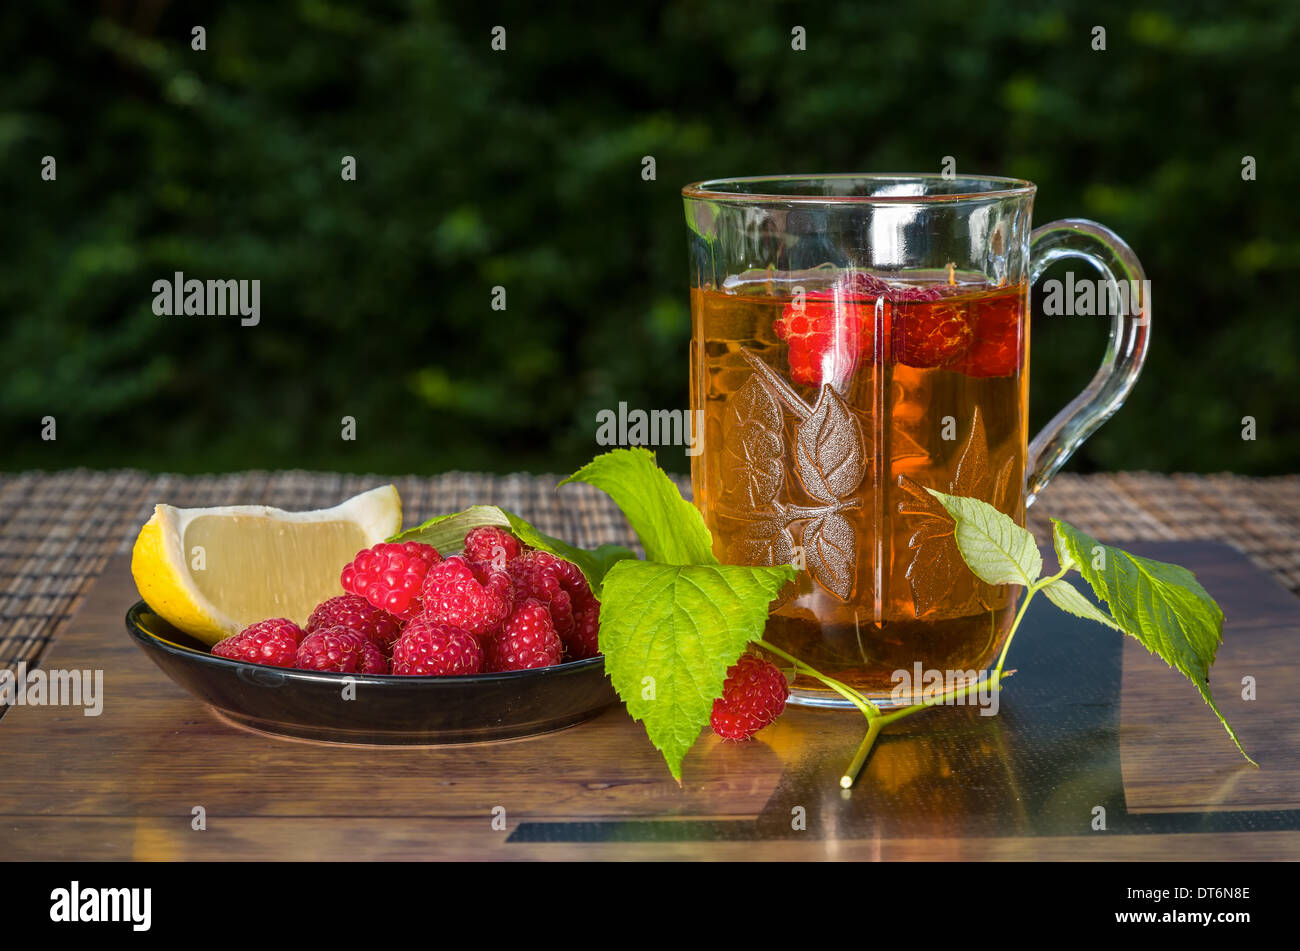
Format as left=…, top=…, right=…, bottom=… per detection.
left=295, top=628, right=371, bottom=673
left=773, top=284, right=874, bottom=387
left=484, top=599, right=564, bottom=672
left=420, top=554, right=513, bottom=638
left=950, top=290, right=1022, bottom=377
left=212, top=618, right=302, bottom=668
left=853, top=271, right=950, bottom=304
left=773, top=273, right=999, bottom=379
left=507, top=550, right=593, bottom=637
left=710, top=654, right=789, bottom=741
left=340, top=541, right=442, bottom=619
left=852, top=272, right=977, bottom=370
left=892, top=299, right=974, bottom=368
left=565, top=600, right=601, bottom=661
left=390, top=616, right=484, bottom=676
left=306, top=594, right=404, bottom=653
left=463, top=526, right=524, bottom=567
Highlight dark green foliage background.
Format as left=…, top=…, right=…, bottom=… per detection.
left=1, top=0, right=1295, bottom=475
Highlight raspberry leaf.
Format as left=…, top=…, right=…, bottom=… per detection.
left=560, top=448, right=719, bottom=566
left=1051, top=519, right=1254, bottom=765
left=389, top=504, right=503, bottom=550
left=1040, top=578, right=1121, bottom=630
left=390, top=504, right=633, bottom=595
left=598, top=559, right=797, bottom=782
left=925, top=488, right=1041, bottom=587
left=557, top=448, right=800, bottom=779
left=498, top=511, right=635, bottom=596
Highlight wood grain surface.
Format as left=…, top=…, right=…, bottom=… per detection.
left=1, top=545, right=1297, bottom=861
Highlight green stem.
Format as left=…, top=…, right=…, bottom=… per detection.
left=756, top=638, right=880, bottom=717
left=763, top=568, right=1067, bottom=788
left=872, top=567, right=1070, bottom=729
left=833, top=568, right=1072, bottom=785
left=871, top=669, right=1004, bottom=728
left=992, top=564, right=1067, bottom=678
left=840, top=717, right=884, bottom=789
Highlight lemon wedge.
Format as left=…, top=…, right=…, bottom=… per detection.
left=130, top=485, right=402, bottom=646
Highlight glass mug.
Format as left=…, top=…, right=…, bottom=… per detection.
left=682, top=174, right=1149, bottom=706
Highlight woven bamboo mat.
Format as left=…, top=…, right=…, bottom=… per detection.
left=2, top=469, right=1299, bottom=679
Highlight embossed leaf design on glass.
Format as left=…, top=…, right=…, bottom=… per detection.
left=720, top=350, right=867, bottom=602
left=896, top=407, right=1017, bottom=616
left=791, top=385, right=864, bottom=600
left=794, top=385, right=865, bottom=504
left=721, top=374, right=784, bottom=508
left=726, top=515, right=796, bottom=567
left=802, top=510, right=857, bottom=600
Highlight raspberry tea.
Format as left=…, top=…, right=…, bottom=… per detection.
left=683, top=174, right=1151, bottom=705
left=691, top=272, right=1028, bottom=698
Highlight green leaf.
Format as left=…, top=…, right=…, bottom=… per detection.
left=1051, top=525, right=1078, bottom=573
left=560, top=447, right=719, bottom=566
left=1051, top=519, right=1255, bottom=766
left=926, top=489, right=1041, bottom=587
left=1041, top=578, right=1121, bottom=630
left=389, top=504, right=509, bottom=550
left=598, top=559, right=797, bottom=781
left=389, top=504, right=634, bottom=596
left=499, top=513, right=635, bottom=595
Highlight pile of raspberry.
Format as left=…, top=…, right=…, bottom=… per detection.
left=210, top=526, right=601, bottom=676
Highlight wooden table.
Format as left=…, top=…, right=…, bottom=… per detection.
left=2, top=540, right=1297, bottom=861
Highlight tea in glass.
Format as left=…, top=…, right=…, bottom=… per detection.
left=691, top=271, right=1027, bottom=698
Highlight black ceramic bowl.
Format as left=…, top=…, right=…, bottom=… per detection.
left=126, top=601, right=619, bottom=745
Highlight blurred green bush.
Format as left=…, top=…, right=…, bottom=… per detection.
left=1, top=0, right=1296, bottom=475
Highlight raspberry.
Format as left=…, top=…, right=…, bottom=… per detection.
left=295, top=628, right=371, bottom=673
left=710, top=654, right=789, bottom=741
left=950, top=291, right=1022, bottom=377
left=892, top=299, right=974, bottom=368
left=507, top=550, right=593, bottom=638
left=773, top=283, right=875, bottom=387
left=390, top=616, right=484, bottom=676
left=420, top=554, right=513, bottom=638
left=773, top=273, right=996, bottom=380
left=340, top=541, right=442, bottom=619
left=358, top=638, right=390, bottom=674
left=565, top=600, right=601, bottom=661
left=306, top=594, right=403, bottom=652
left=484, top=599, right=564, bottom=671
left=212, top=618, right=301, bottom=668
left=462, top=526, right=524, bottom=567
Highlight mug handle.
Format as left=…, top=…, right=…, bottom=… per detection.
left=1025, top=218, right=1151, bottom=506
